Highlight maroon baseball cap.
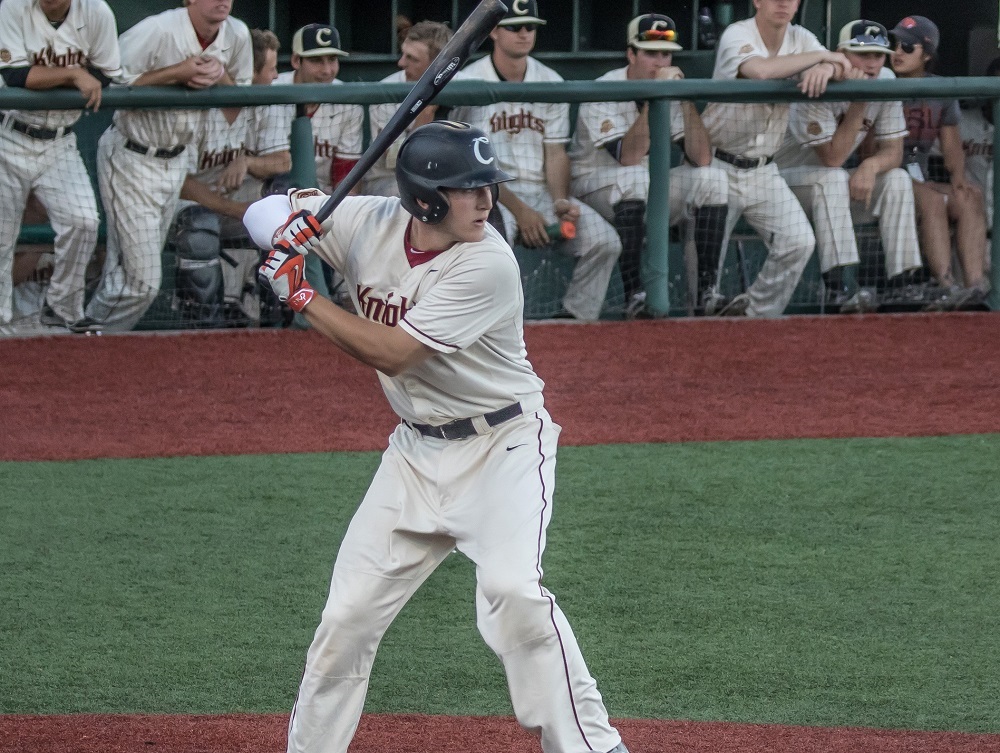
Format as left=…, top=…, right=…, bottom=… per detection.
left=890, top=16, right=939, bottom=56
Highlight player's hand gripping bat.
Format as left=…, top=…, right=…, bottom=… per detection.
left=313, top=0, right=508, bottom=224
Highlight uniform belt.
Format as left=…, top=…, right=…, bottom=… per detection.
left=124, top=138, right=186, bottom=159
left=407, top=402, right=524, bottom=441
left=714, top=148, right=773, bottom=170
left=1, top=112, right=66, bottom=140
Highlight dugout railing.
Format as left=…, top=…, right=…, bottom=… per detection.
left=2, top=77, right=998, bottom=328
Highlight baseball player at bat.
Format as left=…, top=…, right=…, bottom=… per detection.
left=364, top=21, right=454, bottom=197
left=0, top=0, right=130, bottom=335
left=570, top=13, right=730, bottom=317
left=451, top=0, right=622, bottom=321
left=700, top=0, right=852, bottom=317
left=244, top=121, right=629, bottom=753
left=774, top=20, right=923, bottom=313
left=85, top=0, right=252, bottom=332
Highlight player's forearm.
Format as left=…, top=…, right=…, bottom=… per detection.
left=815, top=115, right=867, bottom=167
left=543, top=146, right=572, bottom=201
left=302, top=294, right=431, bottom=376
left=180, top=178, right=248, bottom=220
left=498, top=184, right=531, bottom=215
left=247, top=151, right=292, bottom=179
left=862, top=139, right=903, bottom=175
left=739, top=52, right=831, bottom=81
left=24, top=66, right=83, bottom=90
left=679, top=102, right=712, bottom=167
left=618, top=107, right=651, bottom=167
left=132, top=63, right=191, bottom=87
left=940, top=125, right=966, bottom=178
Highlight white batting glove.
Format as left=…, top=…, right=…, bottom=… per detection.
left=271, top=209, right=323, bottom=255
left=258, top=243, right=316, bottom=313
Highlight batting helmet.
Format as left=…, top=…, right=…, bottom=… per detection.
left=395, top=121, right=513, bottom=224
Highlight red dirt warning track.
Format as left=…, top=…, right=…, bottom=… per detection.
left=2, top=313, right=999, bottom=462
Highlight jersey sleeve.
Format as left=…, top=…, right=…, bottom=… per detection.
left=875, top=101, right=908, bottom=141
left=713, top=23, right=764, bottom=80
left=247, top=105, right=291, bottom=155
left=542, top=101, right=570, bottom=144
left=118, top=16, right=161, bottom=78
left=86, top=2, right=130, bottom=84
left=399, top=246, right=522, bottom=353
left=0, top=0, right=30, bottom=69
left=578, top=99, right=629, bottom=149
left=227, top=22, right=253, bottom=86
left=788, top=100, right=837, bottom=146
left=336, top=105, right=364, bottom=159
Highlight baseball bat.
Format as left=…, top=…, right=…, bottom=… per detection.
left=313, top=0, right=508, bottom=223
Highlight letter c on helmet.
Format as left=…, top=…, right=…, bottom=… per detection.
left=472, top=136, right=494, bottom=165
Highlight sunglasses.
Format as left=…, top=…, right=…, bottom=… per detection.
left=502, top=24, right=539, bottom=33
left=849, top=34, right=890, bottom=48
left=638, top=28, right=676, bottom=42
left=894, top=41, right=918, bottom=53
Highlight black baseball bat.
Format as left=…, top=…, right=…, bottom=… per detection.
left=313, top=0, right=508, bottom=223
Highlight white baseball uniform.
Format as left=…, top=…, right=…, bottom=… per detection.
left=453, top=56, right=622, bottom=321
left=700, top=18, right=818, bottom=317
left=87, top=8, right=252, bottom=332
left=364, top=68, right=409, bottom=197
left=775, top=67, right=921, bottom=278
left=243, top=189, right=623, bottom=753
left=569, top=65, right=728, bottom=223
left=272, top=70, right=363, bottom=195
left=959, top=105, right=994, bottom=226
left=0, top=0, right=127, bottom=330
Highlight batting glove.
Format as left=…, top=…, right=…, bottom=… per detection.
left=272, top=209, right=323, bottom=255
left=258, top=243, right=316, bottom=313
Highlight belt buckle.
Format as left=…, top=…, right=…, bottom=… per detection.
left=439, top=422, right=463, bottom=440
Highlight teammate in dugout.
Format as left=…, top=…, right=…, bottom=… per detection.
left=0, top=0, right=130, bottom=335
left=570, top=13, right=730, bottom=317
left=451, top=0, right=622, bottom=321
left=86, top=0, right=253, bottom=332
left=774, top=20, right=923, bottom=313
left=700, top=0, right=852, bottom=317
left=364, top=21, right=453, bottom=197
left=244, top=121, right=629, bottom=753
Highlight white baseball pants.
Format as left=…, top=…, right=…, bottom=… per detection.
left=287, top=409, right=621, bottom=753
left=781, top=166, right=921, bottom=277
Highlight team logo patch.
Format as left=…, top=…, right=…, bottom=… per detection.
left=600, top=119, right=613, bottom=134
left=738, top=44, right=754, bottom=55
left=293, top=189, right=322, bottom=199
left=0, top=49, right=11, bottom=63
left=807, top=121, right=822, bottom=136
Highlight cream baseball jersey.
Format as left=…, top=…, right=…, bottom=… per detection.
left=569, top=66, right=685, bottom=183
left=776, top=67, right=906, bottom=170
left=0, top=0, right=128, bottom=129
left=113, top=8, right=252, bottom=148
left=175, top=107, right=249, bottom=212
left=453, top=56, right=570, bottom=187
left=366, top=69, right=409, bottom=185
left=273, top=71, right=363, bottom=193
left=252, top=191, right=545, bottom=424
left=959, top=106, right=994, bottom=223
left=702, top=18, right=826, bottom=158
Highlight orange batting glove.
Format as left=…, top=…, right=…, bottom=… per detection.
left=258, top=242, right=316, bottom=313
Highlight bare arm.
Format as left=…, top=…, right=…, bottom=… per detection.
left=179, top=176, right=251, bottom=221
left=940, top=124, right=969, bottom=189
left=247, top=150, right=292, bottom=179
left=848, top=137, right=904, bottom=208
left=739, top=50, right=848, bottom=81
left=543, top=142, right=572, bottom=203
left=618, top=104, right=651, bottom=167
left=812, top=101, right=868, bottom=168
left=680, top=101, right=712, bottom=166
left=301, top=294, right=437, bottom=376
left=25, top=66, right=103, bottom=110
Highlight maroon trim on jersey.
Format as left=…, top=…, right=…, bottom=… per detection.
left=196, top=33, right=215, bottom=51
left=399, top=317, right=458, bottom=350
left=403, top=221, right=451, bottom=268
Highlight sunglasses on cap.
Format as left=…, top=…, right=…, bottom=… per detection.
left=502, top=23, right=540, bottom=32
left=894, top=41, right=918, bottom=53
left=850, top=34, right=890, bottom=47
left=638, top=28, right=676, bottom=42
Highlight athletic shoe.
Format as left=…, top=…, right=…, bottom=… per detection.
left=625, top=290, right=649, bottom=320
left=40, top=303, right=103, bottom=334
left=39, top=303, right=67, bottom=329
left=700, top=286, right=727, bottom=316
left=834, top=287, right=878, bottom=314
left=717, top=292, right=750, bottom=316
left=67, top=316, right=104, bottom=334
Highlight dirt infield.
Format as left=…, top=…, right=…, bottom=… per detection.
left=3, top=313, right=999, bottom=462
left=3, top=713, right=1000, bottom=753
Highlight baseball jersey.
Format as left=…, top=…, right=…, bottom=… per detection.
left=113, top=8, right=252, bottom=149
left=453, top=55, right=569, bottom=188
left=959, top=105, right=994, bottom=223
left=0, top=0, right=128, bottom=129
left=701, top=18, right=826, bottom=158
left=284, top=190, right=545, bottom=424
left=175, top=107, right=249, bottom=212
left=366, top=69, right=409, bottom=186
left=273, top=71, right=363, bottom=194
left=901, top=74, right=961, bottom=174
left=569, top=65, right=685, bottom=186
left=775, top=67, right=906, bottom=170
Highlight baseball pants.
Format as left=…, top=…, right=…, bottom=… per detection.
left=287, top=408, right=621, bottom=753
left=88, top=127, right=189, bottom=332
left=717, top=159, right=816, bottom=317
left=781, top=165, right=921, bottom=277
left=498, top=185, right=622, bottom=321
left=0, top=127, right=99, bottom=327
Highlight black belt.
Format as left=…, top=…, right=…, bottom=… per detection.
left=2, top=112, right=65, bottom=140
left=714, top=148, right=773, bottom=170
left=124, top=139, right=186, bottom=159
left=408, top=402, right=523, bottom=440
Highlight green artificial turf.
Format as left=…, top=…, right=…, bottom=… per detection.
left=1, top=435, right=999, bottom=732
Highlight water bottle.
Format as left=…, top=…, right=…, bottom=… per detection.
left=545, top=221, right=576, bottom=241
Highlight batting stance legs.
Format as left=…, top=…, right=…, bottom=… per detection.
left=87, top=127, right=189, bottom=332
left=288, top=410, right=622, bottom=753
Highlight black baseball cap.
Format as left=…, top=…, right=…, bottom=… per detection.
left=890, top=16, right=939, bottom=56
left=292, top=24, right=349, bottom=57
left=837, top=20, right=892, bottom=55
left=628, top=14, right=682, bottom=51
left=497, top=0, right=546, bottom=27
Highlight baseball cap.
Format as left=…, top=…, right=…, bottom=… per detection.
left=890, top=16, right=939, bottom=56
left=497, top=0, right=546, bottom=27
left=292, top=24, right=349, bottom=58
left=628, top=14, right=682, bottom=52
left=837, top=20, right=893, bottom=55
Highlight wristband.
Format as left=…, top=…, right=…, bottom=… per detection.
left=288, top=284, right=315, bottom=313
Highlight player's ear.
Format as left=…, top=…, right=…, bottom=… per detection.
left=291, top=54, right=302, bottom=71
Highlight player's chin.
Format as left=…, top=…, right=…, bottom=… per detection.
left=461, top=220, right=488, bottom=243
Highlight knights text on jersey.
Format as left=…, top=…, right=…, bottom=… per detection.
left=287, top=191, right=545, bottom=424
left=0, top=0, right=128, bottom=129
